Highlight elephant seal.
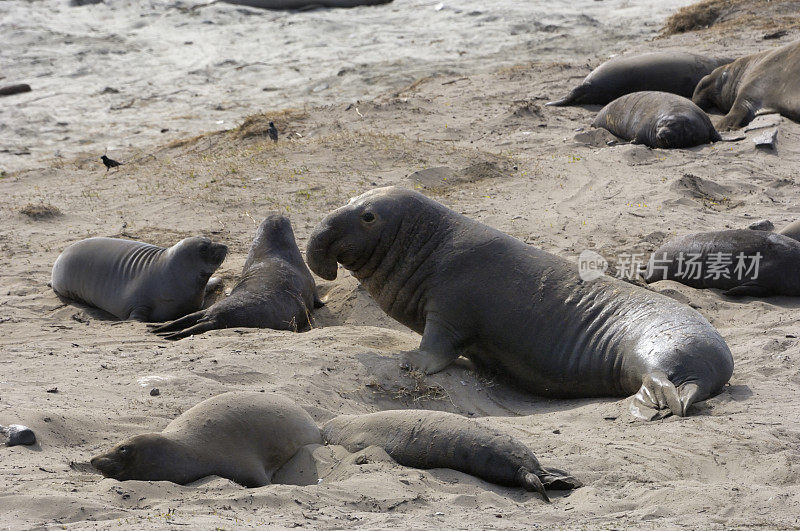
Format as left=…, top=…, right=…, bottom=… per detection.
left=306, top=187, right=733, bottom=419
left=593, top=92, right=721, bottom=148
left=777, top=220, right=800, bottom=242
left=150, top=215, right=322, bottom=339
left=692, top=40, right=800, bottom=129
left=221, top=0, right=392, bottom=9
left=92, top=392, right=580, bottom=500
left=547, top=52, right=731, bottom=107
left=51, top=236, right=227, bottom=322
left=91, top=392, right=320, bottom=487
left=322, top=410, right=581, bottom=501
left=644, top=229, right=800, bottom=297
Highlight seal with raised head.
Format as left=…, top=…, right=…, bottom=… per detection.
left=91, top=392, right=580, bottom=499
left=51, top=236, right=227, bottom=321
left=547, top=51, right=731, bottom=107
left=692, top=40, right=800, bottom=130
left=593, top=92, right=721, bottom=148
left=306, top=187, right=734, bottom=419
left=150, top=215, right=322, bottom=339
left=644, top=229, right=800, bottom=297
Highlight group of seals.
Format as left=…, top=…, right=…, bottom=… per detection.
left=592, top=92, right=721, bottom=148
left=692, top=40, right=800, bottom=130
left=51, top=236, right=228, bottom=322
left=150, top=215, right=322, bottom=339
left=307, top=187, right=734, bottom=419
left=645, top=229, right=800, bottom=297
left=92, top=392, right=580, bottom=500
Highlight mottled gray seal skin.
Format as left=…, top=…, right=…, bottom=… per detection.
left=92, top=392, right=579, bottom=499
left=306, top=187, right=733, bottom=419
left=222, top=0, right=392, bottom=9
left=547, top=52, right=731, bottom=107
left=692, top=40, right=800, bottom=130
left=322, top=410, right=581, bottom=501
left=91, top=392, right=320, bottom=487
left=51, top=236, right=227, bottom=322
left=150, top=215, right=322, bottom=339
left=644, top=229, right=800, bottom=297
left=593, top=92, right=721, bottom=148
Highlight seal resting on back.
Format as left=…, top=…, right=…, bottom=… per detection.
left=692, top=40, right=800, bottom=129
left=91, top=392, right=580, bottom=500
left=221, top=0, right=392, bottom=9
left=593, top=92, right=721, bottom=148
left=150, top=215, right=322, bottom=339
left=306, top=187, right=733, bottom=419
left=644, top=229, right=800, bottom=297
left=51, top=236, right=227, bottom=321
left=547, top=52, right=731, bottom=107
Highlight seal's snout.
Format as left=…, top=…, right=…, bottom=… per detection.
left=207, top=242, right=228, bottom=266
left=90, top=454, right=122, bottom=478
left=307, top=223, right=339, bottom=281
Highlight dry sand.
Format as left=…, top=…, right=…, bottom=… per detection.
left=2, top=1, right=800, bottom=529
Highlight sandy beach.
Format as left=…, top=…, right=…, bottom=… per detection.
left=2, top=0, right=800, bottom=528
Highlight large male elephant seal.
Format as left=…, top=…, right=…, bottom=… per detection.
left=644, top=229, right=800, bottom=297
left=221, top=0, right=392, bottom=9
left=150, top=215, right=322, bottom=339
left=51, top=236, right=227, bottom=321
left=91, top=392, right=580, bottom=500
left=547, top=52, right=731, bottom=107
left=593, top=92, right=721, bottom=148
left=692, top=40, right=800, bottom=129
left=306, top=187, right=733, bottom=419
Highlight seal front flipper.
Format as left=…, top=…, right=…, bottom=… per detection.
left=128, top=307, right=151, bottom=321
left=629, top=372, right=699, bottom=420
left=402, top=319, right=461, bottom=375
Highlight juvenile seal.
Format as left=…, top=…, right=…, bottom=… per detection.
left=547, top=52, right=731, bottom=107
left=150, top=215, right=322, bottom=339
left=92, top=392, right=580, bottom=499
left=644, top=229, right=800, bottom=297
left=593, top=92, right=721, bottom=148
left=51, top=236, right=227, bottom=321
left=692, top=40, right=800, bottom=129
left=91, top=392, right=320, bottom=487
left=306, top=187, right=733, bottom=419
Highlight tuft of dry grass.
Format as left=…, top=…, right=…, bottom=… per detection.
left=234, top=109, right=308, bottom=139
left=365, top=369, right=449, bottom=404
left=20, top=203, right=62, bottom=220
left=661, top=0, right=800, bottom=36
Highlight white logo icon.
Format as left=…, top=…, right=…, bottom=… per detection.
left=578, top=250, right=608, bottom=282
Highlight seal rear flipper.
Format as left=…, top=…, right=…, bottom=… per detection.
left=537, top=466, right=583, bottom=490
left=150, top=311, right=219, bottom=340
left=545, top=84, right=587, bottom=107
left=629, top=371, right=693, bottom=420
left=516, top=468, right=550, bottom=502
left=723, top=284, right=770, bottom=298
left=149, top=311, right=205, bottom=334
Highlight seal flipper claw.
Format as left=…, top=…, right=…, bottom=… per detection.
left=150, top=311, right=204, bottom=334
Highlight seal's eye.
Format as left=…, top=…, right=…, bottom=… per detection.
left=361, top=212, right=375, bottom=223
left=119, top=446, right=130, bottom=456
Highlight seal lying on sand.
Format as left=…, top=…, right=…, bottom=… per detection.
left=306, top=187, right=733, bottom=419
left=547, top=52, right=731, bottom=107
left=593, top=92, right=721, bottom=148
left=91, top=392, right=580, bottom=500
left=222, top=0, right=392, bottom=9
left=51, top=236, right=227, bottom=321
left=644, top=229, right=800, bottom=297
left=150, top=215, right=322, bottom=339
left=777, top=220, right=800, bottom=242
left=692, top=40, right=800, bottom=129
